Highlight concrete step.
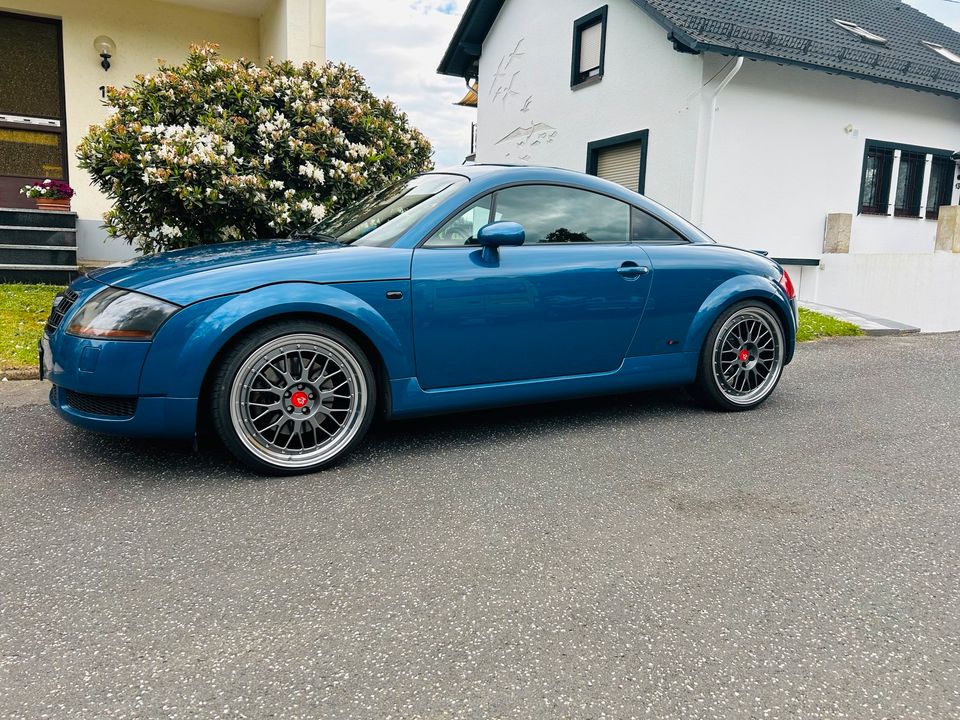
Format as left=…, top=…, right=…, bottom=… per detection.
left=0, top=264, right=78, bottom=285
left=0, top=207, right=78, bottom=229
left=0, top=227, right=76, bottom=247
left=801, top=301, right=921, bottom=336
left=0, top=207, right=79, bottom=284
left=0, top=245, right=77, bottom=266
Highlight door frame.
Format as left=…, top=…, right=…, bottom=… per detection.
left=585, top=128, right=648, bottom=195
left=0, top=10, right=69, bottom=209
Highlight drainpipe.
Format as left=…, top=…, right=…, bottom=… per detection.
left=692, top=56, right=743, bottom=226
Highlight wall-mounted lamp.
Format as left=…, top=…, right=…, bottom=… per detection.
left=93, top=36, right=116, bottom=71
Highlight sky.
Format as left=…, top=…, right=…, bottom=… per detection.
left=327, top=0, right=960, bottom=169
left=326, top=0, right=476, bottom=168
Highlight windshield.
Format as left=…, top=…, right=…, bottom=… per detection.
left=309, top=173, right=467, bottom=247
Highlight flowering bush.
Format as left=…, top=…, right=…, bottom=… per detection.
left=77, top=44, right=433, bottom=253
left=21, top=179, right=75, bottom=200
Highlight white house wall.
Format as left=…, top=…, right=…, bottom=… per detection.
left=476, top=0, right=704, bottom=216
left=815, top=253, right=960, bottom=333
left=701, top=58, right=960, bottom=259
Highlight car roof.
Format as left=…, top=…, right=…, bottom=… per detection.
left=432, top=163, right=587, bottom=181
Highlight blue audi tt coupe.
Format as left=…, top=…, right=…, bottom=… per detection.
left=41, top=165, right=797, bottom=474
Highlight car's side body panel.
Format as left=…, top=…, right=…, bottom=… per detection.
left=630, top=244, right=796, bottom=361
left=388, top=352, right=699, bottom=419
left=138, top=280, right=416, bottom=400
left=90, top=243, right=414, bottom=306
left=410, top=243, right=654, bottom=389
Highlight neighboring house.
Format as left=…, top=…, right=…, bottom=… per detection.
left=439, top=0, right=960, bottom=331
left=0, top=0, right=325, bottom=281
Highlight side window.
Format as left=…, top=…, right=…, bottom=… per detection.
left=491, top=185, right=629, bottom=244
left=423, top=195, right=493, bottom=247
left=860, top=143, right=894, bottom=215
left=631, top=207, right=687, bottom=244
left=571, top=6, right=608, bottom=88
left=927, top=155, right=955, bottom=219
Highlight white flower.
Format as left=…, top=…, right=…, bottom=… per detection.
left=298, top=161, right=324, bottom=184
left=159, top=223, right=182, bottom=238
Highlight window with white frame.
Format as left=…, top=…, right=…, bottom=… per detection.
left=860, top=144, right=894, bottom=215
left=894, top=151, right=926, bottom=217
left=926, top=156, right=956, bottom=219
left=571, top=6, right=607, bottom=87
left=859, top=140, right=956, bottom=219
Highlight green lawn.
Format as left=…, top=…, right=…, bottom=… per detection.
left=796, top=306, right=863, bottom=342
left=0, top=284, right=62, bottom=369
left=0, top=284, right=862, bottom=371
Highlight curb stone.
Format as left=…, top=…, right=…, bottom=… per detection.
left=0, top=368, right=40, bottom=381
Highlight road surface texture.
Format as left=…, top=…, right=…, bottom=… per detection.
left=1, top=333, right=958, bottom=719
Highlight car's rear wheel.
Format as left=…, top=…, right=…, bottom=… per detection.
left=692, top=301, right=785, bottom=411
left=210, top=321, right=376, bottom=475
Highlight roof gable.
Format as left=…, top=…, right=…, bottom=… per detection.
left=438, top=0, right=960, bottom=99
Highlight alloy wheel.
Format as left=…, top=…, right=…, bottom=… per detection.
left=228, top=333, right=369, bottom=469
left=711, top=307, right=784, bottom=406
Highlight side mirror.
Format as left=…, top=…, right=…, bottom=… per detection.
left=476, top=221, right=525, bottom=262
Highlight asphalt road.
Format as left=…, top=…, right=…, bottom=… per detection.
left=1, top=333, right=959, bottom=719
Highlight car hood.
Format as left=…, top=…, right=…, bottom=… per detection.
left=88, top=240, right=413, bottom=305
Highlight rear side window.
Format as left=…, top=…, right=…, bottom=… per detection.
left=630, top=207, right=687, bottom=244
left=492, top=185, right=629, bottom=244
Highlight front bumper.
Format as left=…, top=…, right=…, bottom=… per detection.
left=47, top=384, right=197, bottom=439
left=41, top=276, right=197, bottom=440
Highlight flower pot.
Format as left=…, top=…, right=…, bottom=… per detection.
left=35, top=197, right=71, bottom=211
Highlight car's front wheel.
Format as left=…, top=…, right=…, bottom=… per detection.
left=693, top=301, right=785, bottom=411
left=210, top=321, right=376, bottom=475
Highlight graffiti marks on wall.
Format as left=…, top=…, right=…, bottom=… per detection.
left=495, top=122, right=558, bottom=149
left=489, top=39, right=530, bottom=112
left=486, top=38, right=560, bottom=161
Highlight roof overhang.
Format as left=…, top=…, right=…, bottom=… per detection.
left=437, top=0, right=505, bottom=79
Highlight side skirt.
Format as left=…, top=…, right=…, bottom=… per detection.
left=388, top=353, right=699, bottom=419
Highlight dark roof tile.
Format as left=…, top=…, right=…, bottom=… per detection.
left=635, top=0, right=960, bottom=96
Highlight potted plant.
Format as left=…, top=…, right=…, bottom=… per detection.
left=21, top=179, right=75, bottom=211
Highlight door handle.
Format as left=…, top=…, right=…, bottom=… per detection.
left=617, top=263, right=650, bottom=279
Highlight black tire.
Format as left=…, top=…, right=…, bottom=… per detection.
left=691, top=300, right=785, bottom=412
left=210, top=320, right=376, bottom=475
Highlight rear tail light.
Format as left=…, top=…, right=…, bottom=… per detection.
left=779, top=269, right=796, bottom=300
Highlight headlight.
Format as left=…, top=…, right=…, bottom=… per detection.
left=66, top=287, right=179, bottom=341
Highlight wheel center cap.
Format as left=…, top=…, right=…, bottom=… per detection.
left=290, top=391, right=309, bottom=408
left=738, top=348, right=750, bottom=363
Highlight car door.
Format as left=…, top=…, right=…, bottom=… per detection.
left=411, top=184, right=653, bottom=390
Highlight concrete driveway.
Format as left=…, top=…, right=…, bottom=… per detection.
left=1, top=333, right=958, bottom=719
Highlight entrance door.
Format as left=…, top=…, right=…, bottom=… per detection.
left=0, top=12, right=67, bottom=209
